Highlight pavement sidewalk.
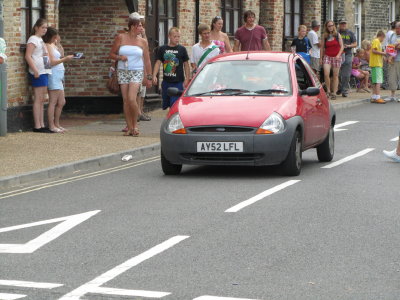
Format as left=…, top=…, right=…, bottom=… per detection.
left=0, top=90, right=392, bottom=189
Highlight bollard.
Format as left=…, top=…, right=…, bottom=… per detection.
left=0, top=63, right=6, bottom=136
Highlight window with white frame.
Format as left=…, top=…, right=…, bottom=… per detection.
left=158, top=0, right=177, bottom=46
left=388, top=0, right=396, bottom=23
left=21, top=0, right=44, bottom=43
left=221, top=0, right=243, bottom=36
left=284, top=0, right=302, bottom=38
left=354, top=0, right=362, bottom=47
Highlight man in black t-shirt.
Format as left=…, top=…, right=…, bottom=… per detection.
left=152, top=27, right=191, bottom=109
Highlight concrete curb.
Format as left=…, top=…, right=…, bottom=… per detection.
left=0, top=142, right=161, bottom=190
left=331, top=97, right=370, bottom=110
left=0, top=97, right=370, bottom=190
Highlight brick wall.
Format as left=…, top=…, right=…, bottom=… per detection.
left=260, top=0, right=284, bottom=51
left=58, top=0, right=130, bottom=97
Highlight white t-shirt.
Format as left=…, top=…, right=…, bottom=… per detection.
left=27, top=35, right=52, bottom=75
left=307, top=30, right=320, bottom=59
left=190, top=41, right=220, bottom=69
left=384, top=30, right=395, bottom=48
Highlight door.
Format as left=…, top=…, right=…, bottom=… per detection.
left=146, top=0, right=158, bottom=95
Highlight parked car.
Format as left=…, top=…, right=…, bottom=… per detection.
left=160, top=52, right=335, bottom=176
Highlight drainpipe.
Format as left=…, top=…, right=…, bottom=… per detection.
left=0, top=18, right=6, bottom=137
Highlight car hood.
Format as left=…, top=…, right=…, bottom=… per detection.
left=178, top=96, right=296, bottom=127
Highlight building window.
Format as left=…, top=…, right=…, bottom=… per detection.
left=21, top=0, right=44, bottom=43
left=221, top=0, right=243, bottom=36
left=327, top=0, right=334, bottom=21
left=284, top=0, right=302, bottom=38
left=389, top=0, right=396, bottom=23
left=158, top=0, right=177, bottom=46
left=354, top=0, right=362, bottom=47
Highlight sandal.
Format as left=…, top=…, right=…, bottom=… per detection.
left=132, top=127, right=140, bottom=137
left=330, top=94, right=336, bottom=100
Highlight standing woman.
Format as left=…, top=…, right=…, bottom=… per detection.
left=109, top=17, right=152, bottom=136
left=210, top=16, right=232, bottom=54
left=43, top=27, right=73, bottom=133
left=320, top=20, right=344, bottom=100
left=25, top=18, right=52, bottom=132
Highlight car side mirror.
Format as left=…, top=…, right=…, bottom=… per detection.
left=167, top=87, right=184, bottom=97
left=300, top=87, right=320, bottom=96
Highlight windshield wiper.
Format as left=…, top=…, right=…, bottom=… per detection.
left=251, top=89, right=289, bottom=94
left=190, top=88, right=250, bottom=96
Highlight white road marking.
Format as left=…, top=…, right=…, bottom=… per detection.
left=225, top=180, right=301, bottom=213
left=193, top=296, right=260, bottom=300
left=334, top=121, right=359, bottom=132
left=0, top=210, right=100, bottom=253
left=0, top=293, right=26, bottom=300
left=58, top=235, right=189, bottom=300
left=90, top=287, right=169, bottom=298
left=391, top=136, right=399, bottom=142
left=0, top=280, right=62, bottom=289
left=0, top=156, right=160, bottom=200
left=321, top=148, right=375, bottom=169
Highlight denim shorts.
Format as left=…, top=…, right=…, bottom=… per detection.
left=48, top=70, right=65, bottom=90
left=161, top=81, right=184, bottom=110
left=29, top=73, right=48, bottom=87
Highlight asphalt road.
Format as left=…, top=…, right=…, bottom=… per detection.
left=0, top=102, right=399, bottom=300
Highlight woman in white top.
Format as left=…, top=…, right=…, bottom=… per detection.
left=43, top=27, right=73, bottom=133
left=109, top=17, right=152, bottom=137
left=25, top=18, right=52, bottom=133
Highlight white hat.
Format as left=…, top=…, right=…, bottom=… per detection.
left=129, top=12, right=145, bottom=20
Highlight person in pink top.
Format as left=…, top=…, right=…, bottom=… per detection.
left=233, top=10, right=271, bottom=52
left=210, top=16, right=232, bottom=54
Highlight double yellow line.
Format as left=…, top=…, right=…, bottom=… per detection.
left=0, top=156, right=160, bottom=200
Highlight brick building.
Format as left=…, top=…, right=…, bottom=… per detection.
left=0, top=0, right=398, bottom=132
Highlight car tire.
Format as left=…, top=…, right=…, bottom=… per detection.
left=281, top=130, right=302, bottom=176
left=161, top=150, right=182, bottom=175
left=317, top=124, right=334, bottom=162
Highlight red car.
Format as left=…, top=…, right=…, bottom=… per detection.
left=160, top=52, right=335, bottom=176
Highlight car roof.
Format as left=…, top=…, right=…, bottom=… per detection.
left=209, top=51, right=293, bottom=63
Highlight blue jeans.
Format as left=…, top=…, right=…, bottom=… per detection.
left=161, top=81, right=184, bottom=110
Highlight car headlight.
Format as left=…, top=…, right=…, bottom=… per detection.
left=256, top=112, right=286, bottom=134
left=167, top=113, right=187, bottom=134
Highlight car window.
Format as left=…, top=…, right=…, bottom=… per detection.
left=295, top=58, right=314, bottom=90
left=303, top=59, right=321, bottom=88
left=186, top=60, right=292, bottom=96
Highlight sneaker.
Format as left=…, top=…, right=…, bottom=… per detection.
left=370, top=98, right=386, bottom=104
left=139, top=114, right=151, bottom=121
left=336, top=89, right=342, bottom=95
left=383, top=149, right=400, bottom=162
left=342, top=93, right=348, bottom=97
left=384, top=96, right=397, bottom=102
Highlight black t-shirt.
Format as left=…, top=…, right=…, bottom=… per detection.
left=291, top=37, right=312, bottom=53
left=156, top=44, right=189, bottom=82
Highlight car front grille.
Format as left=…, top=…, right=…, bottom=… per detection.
left=181, top=153, right=263, bottom=162
left=188, top=126, right=254, bottom=133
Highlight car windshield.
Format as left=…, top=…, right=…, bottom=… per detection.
left=186, top=60, right=292, bottom=96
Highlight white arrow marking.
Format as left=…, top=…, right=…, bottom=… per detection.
left=322, top=148, right=375, bottom=169
left=334, top=121, right=359, bottom=132
left=0, top=293, right=26, bottom=300
left=90, top=287, right=169, bottom=298
left=58, top=235, right=189, bottom=299
left=391, top=136, right=399, bottom=142
left=225, top=180, right=301, bottom=213
left=0, top=210, right=100, bottom=253
left=0, top=280, right=63, bottom=289
left=193, top=296, right=260, bottom=300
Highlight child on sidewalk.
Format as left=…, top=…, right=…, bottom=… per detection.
left=191, top=24, right=220, bottom=73
left=369, top=31, right=387, bottom=104
left=152, top=27, right=191, bottom=110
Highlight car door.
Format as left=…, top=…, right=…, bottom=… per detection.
left=294, top=58, right=321, bottom=146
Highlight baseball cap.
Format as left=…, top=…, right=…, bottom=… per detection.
left=129, top=12, right=145, bottom=20
left=339, top=19, right=347, bottom=24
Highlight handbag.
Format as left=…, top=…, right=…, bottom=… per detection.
left=107, top=61, right=119, bottom=94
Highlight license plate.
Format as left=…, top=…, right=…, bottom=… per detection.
left=197, top=142, right=243, bottom=152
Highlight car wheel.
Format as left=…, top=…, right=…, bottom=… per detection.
left=317, top=124, right=334, bottom=162
left=281, top=130, right=302, bottom=176
left=161, top=150, right=182, bottom=175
